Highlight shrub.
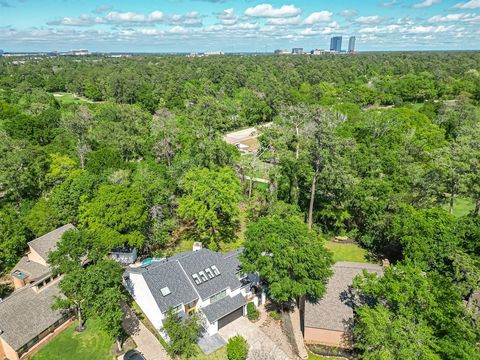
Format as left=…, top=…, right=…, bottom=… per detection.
left=227, top=335, right=248, bottom=360
left=246, top=302, right=259, bottom=321
left=269, top=310, right=281, bottom=321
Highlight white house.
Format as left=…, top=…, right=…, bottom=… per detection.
left=123, top=247, right=261, bottom=337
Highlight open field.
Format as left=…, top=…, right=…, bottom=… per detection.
left=441, top=197, right=475, bottom=218
left=325, top=241, right=369, bottom=263
left=31, top=318, right=114, bottom=360
left=53, top=92, right=101, bottom=105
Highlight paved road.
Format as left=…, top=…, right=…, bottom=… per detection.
left=122, top=305, right=171, bottom=360
left=219, top=316, right=293, bottom=360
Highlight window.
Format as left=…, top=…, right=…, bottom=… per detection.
left=192, top=273, right=202, bottom=285
left=205, top=268, right=214, bottom=279
left=160, top=287, right=171, bottom=296
left=199, top=271, right=208, bottom=281
left=211, top=265, right=220, bottom=276
left=210, top=290, right=226, bottom=304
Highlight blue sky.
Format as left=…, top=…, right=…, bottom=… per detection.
left=0, top=0, right=479, bottom=52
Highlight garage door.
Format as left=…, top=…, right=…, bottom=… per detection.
left=218, top=306, right=244, bottom=329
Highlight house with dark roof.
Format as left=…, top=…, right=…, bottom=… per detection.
left=303, top=262, right=383, bottom=348
left=124, top=246, right=261, bottom=337
left=0, top=224, right=75, bottom=360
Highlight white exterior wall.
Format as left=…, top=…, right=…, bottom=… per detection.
left=204, top=318, right=218, bottom=335
left=127, top=273, right=165, bottom=330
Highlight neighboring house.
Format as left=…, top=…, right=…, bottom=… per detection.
left=0, top=224, right=75, bottom=360
left=111, top=247, right=138, bottom=265
left=124, top=246, right=261, bottom=337
left=303, top=262, right=383, bottom=348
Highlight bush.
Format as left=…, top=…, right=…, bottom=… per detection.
left=269, top=310, right=281, bottom=321
left=227, top=335, right=248, bottom=360
left=246, top=302, right=259, bottom=321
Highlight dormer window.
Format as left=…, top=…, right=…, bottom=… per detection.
left=192, top=273, right=202, bottom=285
left=205, top=268, right=214, bottom=279
left=211, top=265, right=220, bottom=276
left=199, top=271, right=208, bottom=282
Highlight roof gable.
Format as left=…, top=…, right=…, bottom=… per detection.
left=27, top=224, right=75, bottom=263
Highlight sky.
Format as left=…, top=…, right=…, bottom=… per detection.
left=0, top=0, right=479, bottom=52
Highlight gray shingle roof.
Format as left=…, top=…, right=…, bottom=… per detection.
left=0, top=282, right=65, bottom=351
left=11, top=256, right=51, bottom=281
left=175, top=249, right=242, bottom=299
left=202, top=293, right=246, bottom=323
left=140, top=260, right=199, bottom=313
left=304, top=262, right=383, bottom=332
left=126, top=249, right=245, bottom=314
left=27, top=224, right=75, bottom=262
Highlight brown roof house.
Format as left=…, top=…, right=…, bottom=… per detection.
left=0, top=224, right=75, bottom=360
left=303, top=262, right=383, bottom=348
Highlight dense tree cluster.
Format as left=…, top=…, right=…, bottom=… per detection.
left=0, top=52, right=479, bottom=357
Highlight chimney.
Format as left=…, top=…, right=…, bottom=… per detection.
left=192, top=242, right=203, bottom=252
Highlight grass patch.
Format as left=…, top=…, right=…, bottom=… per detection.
left=325, top=241, right=369, bottom=263
left=308, top=352, right=344, bottom=360
left=184, top=345, right=227, bottom=360
left=31, top=318, right=114, bottom=360
left=441, top=197, right=475, bottom=218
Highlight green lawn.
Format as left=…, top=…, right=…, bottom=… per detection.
left=325, top=241, right=369, bottom=263
left=442, top=197, right=475, bottom=218
left=31, top=318, right=114, bottom=360
left=308, top=351, right=343, bottom=360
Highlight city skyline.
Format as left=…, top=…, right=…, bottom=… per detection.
left=0, top=0, right=479, bottom=52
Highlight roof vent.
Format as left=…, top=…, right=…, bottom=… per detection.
left=160, top=287, right=171, bottom=296
left=193, top=242, right=203, bottom=252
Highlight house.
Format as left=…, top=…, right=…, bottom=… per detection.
left=111, top=247, right=138, bottom=265
left=0, top=224, right=75, bottom=360
left=303, top=262, right=383, bottom=348
left=124, top=247, right=262, bottom=337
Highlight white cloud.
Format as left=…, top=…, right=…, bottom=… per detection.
left=338, top=9, right=358, bottom=17
left=267, top=16, right=301, bottom=25
left=105, top=12, right=148, bottom=23
left=303, top=11, right=333, bottom=24
left=230, top=22, right=258, bottom=30
left=168, top=26, right=188, bottom=34
left=429, top=13, right=480, bottom=22
left=453, top=0, right=480, bottom=9
left=413, top=0, right=442, bottom=8
left=356, top=15, right=386, bottom=24
left=245, top=4, right=301, bottom=18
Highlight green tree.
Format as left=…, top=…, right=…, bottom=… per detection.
left=0, top=131, right=49, bottom=204
left=49, top=170, right=99, bottom=224
left=240, top=214, right=333, bottom=304
left=163, top=308, right=201, bottom=359
left=227, top=335, right=248, bottom=360
left=25, top=198, right=61, bottom=237
left=177, top=167, right=241, bottom=249
left=79, top=185, right=147, bottom=249
left=0, top=205, right=28, bottom=272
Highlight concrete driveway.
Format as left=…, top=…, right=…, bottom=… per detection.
left=218, top=317, right=292, bottom=360
left=122, top=305, right=171, bottom=360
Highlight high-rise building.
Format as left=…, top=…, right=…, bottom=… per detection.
left=330, top=36, right=342, bottom=52
left=292, top=48, right=304, bottom=55
left=348, top=36, right=356, bottom=53
left=0, top=49, right=4, bottom=56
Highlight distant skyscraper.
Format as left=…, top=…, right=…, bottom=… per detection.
left=348, top=36, right=356, bottom=53
left=0, top=49, right=4, bottom=56
left=330, top=36, right=342, bottom=52
left=292, top=48, right=304, bottom=55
